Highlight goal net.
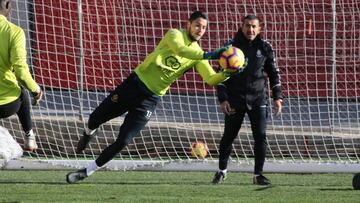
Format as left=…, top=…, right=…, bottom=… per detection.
left=1, top=0, right=359, bottom=172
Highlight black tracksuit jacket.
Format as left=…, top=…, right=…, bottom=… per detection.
left=217, top=31, right=282, bottom=110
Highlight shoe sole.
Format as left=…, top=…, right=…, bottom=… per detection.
left=66, top=170, right=87, bottom=184
left=66, top=172, right=76, bottom=184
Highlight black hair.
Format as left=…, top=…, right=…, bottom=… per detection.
left=242, top=14, right=261, bottom=23
left=0, top=0, right=9, bottom=9
left=189, top=11, right=207, bottom=22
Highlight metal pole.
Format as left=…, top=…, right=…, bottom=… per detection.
left=330, top=0, right=337, bottom=133
left=77, top=0, right=84, bottom=121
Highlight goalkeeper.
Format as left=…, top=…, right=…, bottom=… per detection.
left=0, top=0, right=43, bottom=152
left=66, top=11, right=235, bottom=183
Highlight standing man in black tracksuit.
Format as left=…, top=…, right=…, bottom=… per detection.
left=212, top=14, right=282, bottom=185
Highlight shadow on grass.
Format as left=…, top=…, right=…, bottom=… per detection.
left=80, top=181, right=256, bottom=186
left=0, top=179, right=267, bottom=187
left=0, top=180, right=252, bottom=186
left=0, top=181, right=68, bottom=185
left=254, top=185, right=273, bottom=191
left=318, top=188, right=354, bottom=191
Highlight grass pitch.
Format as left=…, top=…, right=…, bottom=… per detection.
left=0, top=170, right=357, bottom=203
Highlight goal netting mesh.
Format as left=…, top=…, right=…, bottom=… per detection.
left=1, top=0, right=359, bottom=172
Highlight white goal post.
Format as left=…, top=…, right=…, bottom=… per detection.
left=1, top=0, right=359, bottom=172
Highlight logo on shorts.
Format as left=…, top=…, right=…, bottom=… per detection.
left=111, top=94, right=118, bottom=102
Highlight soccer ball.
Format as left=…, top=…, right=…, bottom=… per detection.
left=353, top=173, right=360, bottom=190
left=190, top=142, right=209, bottom=159
left=218, top=46, right=245, bottom=71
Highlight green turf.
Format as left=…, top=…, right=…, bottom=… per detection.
left=0, top=170, right=357, bottom=203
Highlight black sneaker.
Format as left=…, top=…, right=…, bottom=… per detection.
left=76, top=132, right=93, bottom=153
left=212, top=171, right=226, bottom=184
left=66, top=168, right=88, bottom=184
left=253, top=174, right=271, bottom=186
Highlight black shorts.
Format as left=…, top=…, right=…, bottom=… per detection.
left=0, top=94, right=22, bottom=118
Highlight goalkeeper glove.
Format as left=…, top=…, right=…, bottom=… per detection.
left=203, top=46, right=229, bottom=60
left=222, top=68, right=242, bottom=77
left=222, top=57, right=248, bottom=77
left=31, top=87, right=44, bottom=106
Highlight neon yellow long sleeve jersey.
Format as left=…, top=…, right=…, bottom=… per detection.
left=135, top=28, right=227, bottom=96
left=0, top=15, right=40, bottom=105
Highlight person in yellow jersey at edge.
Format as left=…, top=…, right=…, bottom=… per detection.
left=66, top=11, right=238, bottom=183
left=0, top=0, right=43, bottom=152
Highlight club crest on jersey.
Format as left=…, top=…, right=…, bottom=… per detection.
left=111, top=94, right=118, bottom=102
left=165, top=56, right=181, bottom=69
left=256, top=50, right=263, bottom=58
